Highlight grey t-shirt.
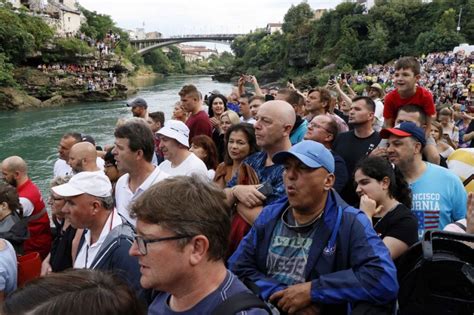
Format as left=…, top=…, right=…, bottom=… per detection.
left=266, top=207, right=321, bottom=285
left=0, top=239, right=17, bottom=294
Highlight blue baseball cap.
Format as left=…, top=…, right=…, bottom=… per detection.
left=272, top=140, right=335, bottom=173
left=380, top=121, right=426, bottom=146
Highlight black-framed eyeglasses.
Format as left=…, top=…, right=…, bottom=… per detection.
left=133, top=234, right=194, bottom=255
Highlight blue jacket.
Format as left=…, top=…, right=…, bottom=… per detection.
left=228, top=190, right=398, bottom=312
left=78, top=214, right=142, bottom=293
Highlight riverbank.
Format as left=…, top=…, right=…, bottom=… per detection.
left=0, top=54, right=146, bottom=111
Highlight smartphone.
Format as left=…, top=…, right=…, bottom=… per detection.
left=341, top=73, right=345, bottom=80
left=257, top=182, right=273, bottom=197
left=288, top=78, right=293, bottom=84
left=329, top=75, right=335, bottom=80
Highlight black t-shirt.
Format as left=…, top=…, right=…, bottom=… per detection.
left=50, top=218, right=76, bottom=272
left=372, top=204, right=418, bottom=247
left=333, top=130, right=381, bottom=205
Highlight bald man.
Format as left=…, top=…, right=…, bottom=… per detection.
left=1, top=156, right=52, bottom=259
left=226, top=100, right=296, bottom=225
left=68, top=142, right=101, bottom=174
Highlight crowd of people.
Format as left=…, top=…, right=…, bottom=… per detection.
left=1, top=51, right=473, bottom=314
left=37, top=62, right=119, bottom=92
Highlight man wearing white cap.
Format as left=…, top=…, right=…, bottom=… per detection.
left=157, top=120, right=208, bottom=177
left=52, top=171, right=141, bottom=292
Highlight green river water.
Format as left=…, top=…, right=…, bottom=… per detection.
left=0, top=75, right=233, bottom=198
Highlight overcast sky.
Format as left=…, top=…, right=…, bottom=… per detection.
left=78, top=0, right=343, bottom=36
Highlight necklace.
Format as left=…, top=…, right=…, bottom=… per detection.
left=281, top=206, right=324, bottom=230
left=373, top=202, right=400, bottom=229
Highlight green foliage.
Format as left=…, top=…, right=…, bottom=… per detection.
left=167, top=46, right=186, bottom=73
left=79, top=7, right=115, bottom=40
left=42, top=38, right=94, bottom=63
left=0, top=5, right=53, bottom=64
left=0, top=53, right=16, bottom=87
left=282, top=2, right=314, bottom=34
left=231, top=0, right=472, bottom=86
left=143, top=49, right=173, bottom=74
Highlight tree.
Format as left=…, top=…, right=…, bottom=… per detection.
left=282, top=2, right=314, bottom=34
left=0, top=53, right=16, bottom=87
left=143, top=49, right=173, bottom=74
left=0, top=3, right=54, bottom=65
left=79, top=7, right=115, bottom=40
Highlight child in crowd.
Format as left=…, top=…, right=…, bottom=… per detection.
left=383, top=56, right=436, bottom=136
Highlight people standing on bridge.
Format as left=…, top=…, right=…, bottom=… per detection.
left=179, top=85, right=212, bottom=143
left=127, top=97, right=149, bottom=120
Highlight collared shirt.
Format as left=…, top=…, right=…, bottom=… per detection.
left=115, top=166, right=169, bottom=225
left=240, top=116, right=256, bottom=125
left=74, top=209, right=122, bottom=269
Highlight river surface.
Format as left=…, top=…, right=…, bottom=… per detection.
left=0, top=75, right=234, bottom=198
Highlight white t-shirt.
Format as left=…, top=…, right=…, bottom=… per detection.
left=115, top=166, right=169, bottom=225
left=159, top=153, right=208, bottom=178
left=74, top=209, right=122, bottom=269
left=373, top=98, right=384, bottom=132
left=53, top=159, right=72, bottom=177
left=240, top=116, right=256, bottom=125
left=53, top=157, right=105, bottom=177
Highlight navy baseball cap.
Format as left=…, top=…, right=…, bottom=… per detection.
left=380, top=121, right=426, bottom=146
left=126, top=97, right=148, bottom=108
left=272, top=140, right=335, bottom=173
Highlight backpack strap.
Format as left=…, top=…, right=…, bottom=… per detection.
left=211, top=292, right=273, bottom=315
left=453, top=221, right=467, bottom=231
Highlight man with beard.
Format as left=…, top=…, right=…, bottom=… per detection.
left=1, top=156, right=51, bottom=259
left=381, top=122, right=466, bottom=239
left=333, top=96, right=381, bottom=206
left=67, top=142, right=102, bottom=174
left=126, top=97, right=149, bottom=119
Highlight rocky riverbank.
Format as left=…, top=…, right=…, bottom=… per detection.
left=0, top=61, right=139, bottom=111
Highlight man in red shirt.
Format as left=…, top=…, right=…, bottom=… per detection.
left=179, top=84, right=212, bottom=143
left=1, top=156, right=52, bottom=259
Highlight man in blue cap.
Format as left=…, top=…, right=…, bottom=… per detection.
left=127, top=97, right=149, bottom=119
left=229, top=140, right=398, bottom=314
left=381, top=121, right=466, bottom=238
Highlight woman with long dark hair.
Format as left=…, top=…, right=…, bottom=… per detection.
left=214, top=123, right=259, bottom=189
left=189, top=135, right=219, bottom=180
left=354, top=157, right=418, bottom=259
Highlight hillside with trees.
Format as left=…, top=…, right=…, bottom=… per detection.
left=230, top=0, right=472, bottom=87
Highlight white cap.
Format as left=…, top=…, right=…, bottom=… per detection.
left=52, top=171, right=112, bottom=198
left=157, top=120, right=190, bottom=148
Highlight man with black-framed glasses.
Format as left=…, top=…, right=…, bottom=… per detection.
left=129, top=175, right=269, bottom=314
left=304, top=114, right=348, bottom=193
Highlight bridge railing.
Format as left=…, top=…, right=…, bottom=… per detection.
left=130, top=34, right=244, bottom=43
